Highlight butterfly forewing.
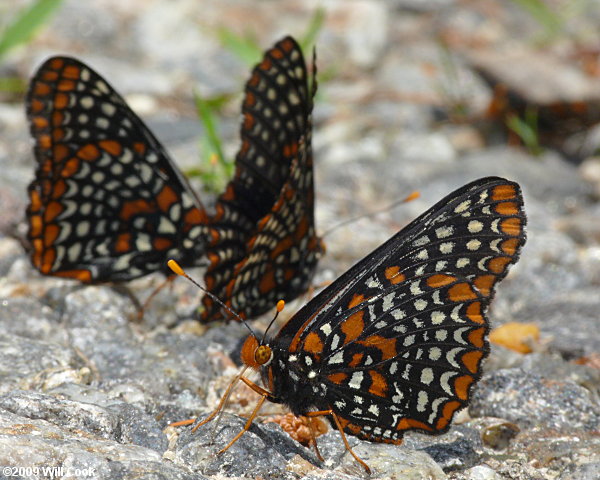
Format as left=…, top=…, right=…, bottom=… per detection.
left=270, top=177, right=526, bottom=442
left=26, top=56, right=208, bottom=282
left=202, top=36, right=322, bottom=321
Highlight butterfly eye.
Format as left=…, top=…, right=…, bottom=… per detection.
left=255, top=345, right=273, bottom=366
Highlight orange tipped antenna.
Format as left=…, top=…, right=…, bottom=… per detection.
left=261, top=299, right=285, bottom=344
left=167, top=259, right=257, bottom=339
left=321, top=190, right=420, bottom=238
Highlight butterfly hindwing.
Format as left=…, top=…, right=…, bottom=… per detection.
left=26, top=56, right=208, bottom=282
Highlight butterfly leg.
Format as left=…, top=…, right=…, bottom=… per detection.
left=215, top=376, right=277, bottom=454
left=305, top=409, right=371, bottom=474
left=137, top=275, right=175, bottom=321
left=168, top=366, right=249, bottom=430
left=306, top=416, right=325, bottom=462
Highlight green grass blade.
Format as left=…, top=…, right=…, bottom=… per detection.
left=0, top=0, right=64, bottom=60
left=508, top=0, right=563, bottom=39
left=216, top=27, right=262, bottom=66
left=300, top=6, right=326, bottom=52
left=506, top=109, right=542, bottom=155
left=0, top=76, right=26, bottom=93
left=193, top=89, right=227, bottom=167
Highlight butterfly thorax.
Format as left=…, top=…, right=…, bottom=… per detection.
left=262, top=338, right=329, bottom=417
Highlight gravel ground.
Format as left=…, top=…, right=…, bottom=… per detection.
left=1, top=1, right=599, bottom=479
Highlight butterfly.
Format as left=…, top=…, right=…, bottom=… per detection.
left=25, top=36, right=322, bottom=321
left=200, top=36, right=323, bottom=322
left=172, top=176, right=527, bottom=472
left=26, top=56, right=208, bottom=282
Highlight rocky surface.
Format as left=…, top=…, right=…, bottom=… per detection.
left=1, top=0, right=599, bottom=479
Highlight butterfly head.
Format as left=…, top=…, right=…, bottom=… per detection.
left=240, top=335, right=272, bottom=369
left=240, top=298, right=285, bottom=369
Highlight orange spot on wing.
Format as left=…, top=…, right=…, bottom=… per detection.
left=461, top=350, right=484, bottom=374
left=29, top=98, right=44, bottom=113
left=435, top=400, right=462, bottom=430
left=133, top=142, right=146, bottom=154
left=259, top=268, right=276, bottom=294
left=396, top=417, right=433, bottom=432
left=448, top=283, right=478, bottom=302
left=501, top=238, right=519, bottom=255
left=61, top=158, right=79, bottom=177
left=49, top=58, right=64, bottom=69
left=56, top=269, right=92, bottom=283
left=29, top=215, right=43, bottom=237
left=259, top=58, right=272, bottom=71
left=385, top=265, right=405, bottom=284
left=153, top=237, right=173, bottom=251
left=280, top=38, right=294, bottom=52
left=468, top=327, right=486, bottom=348
left=294, top=216, right=309, bottom=242
left=184, top=207, right=206, bottom=226
left=62, top=65, right=80, bottom=79
left=31, top=239, right=43, bottom=268
left=52, top=128, right=64, bottom=141
left=99, top=140, right=122, bottom=156
left=495, top=201, right=519, bottom=215
left=209, top=229, right=220, bottom=245
left=427, top=274, right=457, bottom=288
left=327, top=372, right=348, bottom=385
left=454, top=375, right=474, bottom=401
left=51, top=179, right=67, bottom=199
left=157, top=185, right=178, bottom=212
left=57, top=79, right=76, bottom=91
left=488, top=256, right=511, bottom=274
left=348, top=353, right=364, bottom=367
left=270, top=236, right=293, bottom=260
left=120, top=199, right=154, bottom=220
left=38, top=134, right=51, bottom=149
left=41, top=70, right=58, bottom=81
left=491, top=184, right=517, bottom=201
left=54, top=93, right=69, bottom=109
left=115, top=233, right=132, bottom=253
left=41, top=247, right=56, bottom=273
left=357, top=335, right=397, bottom=361
left=473, top=275, right=495, bottom=297
left=44, top=201, right=63, bottom=222
left=304, top=332, right=324, bottom=355
left=44, top=224, right=59, bottom=247
left=33, top=81, right=51, bottom=96
left=78, top=144, right=100, bottom=161
left=466, top=301, right=484, bottom=324
left=500, top=217, right=522, bottom=236
left=51, top=111, right=63, bottom=126
left=368, top=370, right=388, bottom=397
left=348, top=293, right=365, bottom=309
left=340, top=310, right=365, bottom=344
left=32, top=116, right=48, bottom=129
left=29, top=190, right=42, bottom=212
left=243, top=111, right=255, bottom=129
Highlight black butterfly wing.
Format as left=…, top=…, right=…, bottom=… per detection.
left=26, top=56, right=208, bottom=282
left=213, top=139, right=322, bottom=320
left=202, top=36, right=321, bottom=321
left=273, top=177, right=527, bottom=442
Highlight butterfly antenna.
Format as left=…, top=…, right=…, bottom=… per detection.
left=320, top=190, right=420, bottom=239
left=261, top=300, right=285, bottom=345
left=167, top=260, right=258, bottom=339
